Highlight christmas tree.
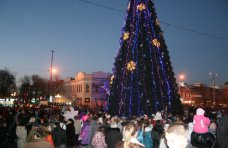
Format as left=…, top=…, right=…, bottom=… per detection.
left=108, top=0, right=182, bottom=116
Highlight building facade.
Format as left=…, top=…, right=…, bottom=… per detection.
left=179, top=82, right=228, bottom=106
left=63, top=71, right=110, bottom=108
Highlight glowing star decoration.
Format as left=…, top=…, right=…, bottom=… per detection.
left=127, top=60, right=136, bottom=71
left=156, top=19, right=160, bottom=26
left=123, top=32, right=130, bottom=40
left=152, top=39, right=160, bottom=48
left=110, top=75, right=114, bottom=84
left=63, top=106, right=78, bottom=120
left=137, top=3, right=146, bottom=11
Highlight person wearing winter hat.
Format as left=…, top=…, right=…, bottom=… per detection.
left=191, top=108, right=215, bottom=148
left=215, top=114, right=228, bottom=148
left=151, top=111, right=164, bottom=127
left=193, top=108, right=209, bottom=133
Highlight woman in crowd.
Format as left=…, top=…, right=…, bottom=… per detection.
left=80, top=115, right=91, bottom=147
left=215, top=114, right=228, bottom=148
left=142, top=121, right=153, bottom=148
left=92, top=124, right=107, bottom=148
left=151, top=120, right=165, bottom=148
left=116, top=122, right=144, bottom=148
left=66, top=118, right=76, bottom=148
left=105, top=116, right=122, bottom=148
left=16, top=119, right=27, bottom=148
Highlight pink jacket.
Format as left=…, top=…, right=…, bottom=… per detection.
left=193, top=115, right=210, bottom=133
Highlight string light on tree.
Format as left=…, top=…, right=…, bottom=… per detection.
left=137, top=3, right=146, bottom=11
left=127, top=60, right=136, bottom=71
left=128, top=2, right=131, bottom=10
left=152, top=38, right=160, bottom=48
left=123, top=32, right=130, bottom=40
left=108, top=0, right=182, bottom=117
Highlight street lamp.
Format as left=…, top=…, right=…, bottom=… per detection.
left=52, top=68, right=57, bottom=74
left=178, top=74, right=185, bottom=96
left=209, top=72, right=218, bottom=106
left=179, top=74, right=185, bottom=81
left=50, top=50, right=55, bottom=97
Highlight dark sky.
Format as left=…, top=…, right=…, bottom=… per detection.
left=0, top=0, right=227, bottom=85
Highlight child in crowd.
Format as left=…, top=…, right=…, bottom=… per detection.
left=191, top=108, right=215, bottom=148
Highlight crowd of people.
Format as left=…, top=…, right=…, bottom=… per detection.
left=0, top=105, right=227, bottom=148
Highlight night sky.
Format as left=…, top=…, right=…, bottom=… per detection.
left=0, top=0, right=228, bottom=85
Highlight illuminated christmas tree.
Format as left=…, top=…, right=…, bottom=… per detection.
left=108, top=0, right=182, bottom=116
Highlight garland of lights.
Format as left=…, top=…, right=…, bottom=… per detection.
left=108, top=0, right=179, bottom=116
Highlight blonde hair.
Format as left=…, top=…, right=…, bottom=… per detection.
left=124, top=122, right=138, bottom=148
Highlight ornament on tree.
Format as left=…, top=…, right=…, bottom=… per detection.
left=156, top=19, right=160, bottom=26
left=137, top=3, right=146, bottom=11
left=152, top=38, right=160, bottom=48
left=123, top=32, right=130, bottom=40
left=127, top=60, right=136, bottom=71
left=110, top=75, right=114, bottom=84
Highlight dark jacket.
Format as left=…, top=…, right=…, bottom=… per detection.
left=216, top=114, right=228, bottom=148
left=52, top=126, right=66, bottom=146
left=66, top=122, right=75, bottom=146
left=105, top=127, right=122, bottom=148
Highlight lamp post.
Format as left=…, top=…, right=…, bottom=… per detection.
left=209, top=72, right=218, bottom=106
left=50, top=50, right=55, bottom=96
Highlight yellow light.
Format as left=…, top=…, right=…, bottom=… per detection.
left=127, top=60, right=136, bottom=71
left=55, top=94, right=61, bottom=98
left=179, top=74, right=185, bottom=80
left=123, top=32, right=130, bottom=40
left=137, top=3, right=146, bottom=11
left=52, top=68, right=57, bottom=73
left=152, top=39, right=160, bottom=48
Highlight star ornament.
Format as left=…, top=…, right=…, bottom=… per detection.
left=110, top=75, right=114, bottom=84
left=137, top=3, right=146, bottom=11
left=152, top=39, right=160, bottom=48
left=123, top=32, right=130, bottom=40
left=127, top=60, right=136, bottom=71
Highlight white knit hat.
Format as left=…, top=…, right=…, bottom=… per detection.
left=196, top=108, right=205, bottom=115
left=154, top=112, right=163, bottom=120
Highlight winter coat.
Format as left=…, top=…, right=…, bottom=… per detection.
left=191, top=131, right=215, bottom=148
left=0, top=126, right=8, bottom=147
left=92, top=131, right=107, bottom=148
left=193, top=115, right=210, bottom=133
left=81, top=121, right=90, bottom=145
left=66, top=123, right=76, bottom=146
left=74, top=119, right=82, bottom=135
left=89, top=120, right=98, bottom=144
left=105, top=127, right=122, bottom=148
left=216, top=114, right=228, bottom=148
left=143, top=127, right=153, bottom=148
left=16, top=126, right=27, bottom=148
left=52, top=126, right=67, bottom=147
left=137, top=128, right=143, bottom=143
